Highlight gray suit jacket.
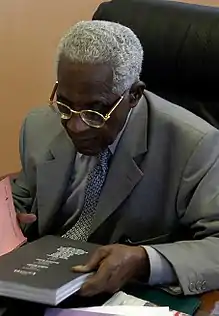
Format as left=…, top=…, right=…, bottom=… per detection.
left=12, top=91, right=219, bottom=295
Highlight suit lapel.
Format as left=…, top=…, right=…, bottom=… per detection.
left=90, top=96, right=149, bottom=235
left=37, top=130, right=75, bottom=235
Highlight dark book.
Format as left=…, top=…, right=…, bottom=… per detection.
left=0, top=235, right=99, bottom=306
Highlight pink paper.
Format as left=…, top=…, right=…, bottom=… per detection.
left=0, top=177, right=27, bottom=256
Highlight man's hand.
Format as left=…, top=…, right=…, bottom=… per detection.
left=17, top=213, right=37, bottom=224
left=72, top=244, right=150, bottom=297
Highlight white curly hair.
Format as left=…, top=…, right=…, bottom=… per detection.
left=57, top=20, right=143, bottom=94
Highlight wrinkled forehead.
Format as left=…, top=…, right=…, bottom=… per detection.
left=57, top=56, right=115, bottom=101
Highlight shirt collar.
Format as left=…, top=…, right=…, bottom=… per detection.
left=108, top=109, right=132, bottom=154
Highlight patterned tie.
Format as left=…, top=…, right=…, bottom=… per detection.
left=62, top=148, right=111, bottom=241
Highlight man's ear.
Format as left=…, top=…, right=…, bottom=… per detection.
left=129, top=81, right=146, bottom=108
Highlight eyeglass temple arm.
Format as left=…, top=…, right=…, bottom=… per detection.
left=105, top=95, right=124, bottom=119
left=49, top=81, right=58, bottom=103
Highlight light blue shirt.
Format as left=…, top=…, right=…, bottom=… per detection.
left=61, top=112, right=177, bottom=286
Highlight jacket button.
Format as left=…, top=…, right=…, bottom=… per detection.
left=201, top=281, right=207, bottom=291
left=195, top=281, right=202, bottom=292
left=189, top=282, right=196, bottom=292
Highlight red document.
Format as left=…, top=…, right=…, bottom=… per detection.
left=0, top=177, right=27, bottom=256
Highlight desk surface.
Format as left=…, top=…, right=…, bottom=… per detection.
left=196, top=291, right=219, bottom=315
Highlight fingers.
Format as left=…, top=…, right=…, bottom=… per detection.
left=79, top=259, right=125, bottom=296
left=79, top=261, right=112, bottom=296
left=72, top=246, right=109, bottom=273
left=17, top=213, right=37, bottom=224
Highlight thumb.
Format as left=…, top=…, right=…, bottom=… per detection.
left=72, top=265, right=91, bottom=273
left=17, top=213, right=37, bottom=224
left=72, top=247, right=108, bottom=273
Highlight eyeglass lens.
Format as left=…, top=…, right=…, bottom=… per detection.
left=56, top=103, right=71, bottom=119
left=81, top=111, right=104, bottom=127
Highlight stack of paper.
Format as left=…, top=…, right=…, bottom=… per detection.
left=103, top=291, right=189, bottom=316
left=76, top=306, right=170, bottom=315
left=46, top=306, right=169, bottom=316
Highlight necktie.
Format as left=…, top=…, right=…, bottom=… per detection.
left=62, top=148, right=111, bottom=241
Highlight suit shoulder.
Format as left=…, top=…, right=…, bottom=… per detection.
left=146, top=91, right=216, bottom=136
left=25, top=106, right=60, bottom=125
left=23, top=106, right=62, bottom=135
left=21, top=106, right=63, bottom=155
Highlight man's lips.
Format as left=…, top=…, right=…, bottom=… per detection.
left=72, top=137, right=98, bottom=143
left=67, top=134, right=100, bottom=144
left=66, top=130, right=98, bottom=142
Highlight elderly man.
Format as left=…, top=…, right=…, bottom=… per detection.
left=13, top=20, right=219, bottom=297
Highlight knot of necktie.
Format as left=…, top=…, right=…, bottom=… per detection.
left=98, top=148, right=111, bottom=171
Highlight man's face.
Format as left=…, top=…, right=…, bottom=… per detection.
left=57, top=57, right=134, bottom=156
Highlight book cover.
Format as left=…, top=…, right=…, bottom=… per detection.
left=0, top=235, right=98, bottom=305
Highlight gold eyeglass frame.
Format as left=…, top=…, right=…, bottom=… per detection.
left=49, top=81, right=125, bottom=128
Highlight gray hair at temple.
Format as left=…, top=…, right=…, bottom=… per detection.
left=57, top=20, right=143, bottom=94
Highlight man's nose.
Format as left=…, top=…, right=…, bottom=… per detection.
left=66, top=114, right=90, bottom=134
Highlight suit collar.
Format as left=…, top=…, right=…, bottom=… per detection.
left=108, top=109, right=133, bottom=154
left=37, top=128, right=75, bottom=235
left=121, top=94, right=148, bottom=158
left=90, top=95, right=148, bottom=235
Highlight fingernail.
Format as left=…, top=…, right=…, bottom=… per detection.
left=72, top=265, right=86, bottom=271
left=18, top=214, right=37, bottom=224
left=26, top=215, right=37, bottom=223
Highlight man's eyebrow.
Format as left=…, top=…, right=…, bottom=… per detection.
left=56, top=94, right=72, bottom=105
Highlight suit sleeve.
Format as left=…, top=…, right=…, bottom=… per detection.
left=151, top=129, right=219, bottom=295
left=11, top=118, right=34, bottom=213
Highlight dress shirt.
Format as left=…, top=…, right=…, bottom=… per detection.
left=144, top=246, right=177, bottom=285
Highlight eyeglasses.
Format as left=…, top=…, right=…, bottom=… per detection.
left=49, top=81, right=125, bottom=129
